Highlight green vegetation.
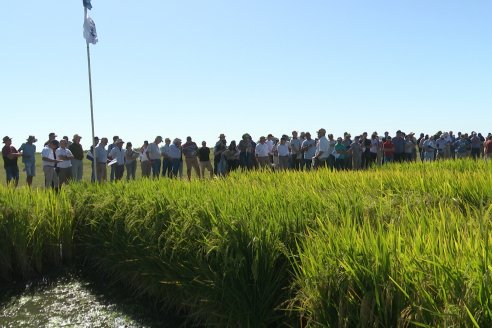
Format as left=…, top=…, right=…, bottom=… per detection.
left=1, top=160, right=492, bottom=326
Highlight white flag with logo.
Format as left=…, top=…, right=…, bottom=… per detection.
left=83, top=15, right=98, bottom=44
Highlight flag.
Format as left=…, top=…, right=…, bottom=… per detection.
left=83, top=0, right=92, bottom=10
left=83, top=16, right=98, bottom=44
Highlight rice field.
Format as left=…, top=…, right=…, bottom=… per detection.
left=1, top=159, right=492, bottom=326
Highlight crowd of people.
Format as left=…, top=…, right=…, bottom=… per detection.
left=2, top=129, right=492, bottom=188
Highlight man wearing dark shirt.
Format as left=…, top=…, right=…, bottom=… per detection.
left=392, top=130, right=405, bottom=162
left=69, top=134, right=84, bottom=181
left=182, top=136, right=201, bottom=180
left=2, top=136, right=22, bottom=187
left=198, top=141, right=213, bottom=179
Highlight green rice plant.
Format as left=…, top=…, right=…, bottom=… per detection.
left=0, top=187, right=73, bottom=281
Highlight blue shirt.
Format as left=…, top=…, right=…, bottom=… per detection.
left=168, top=144, right=181, bottom=159
left=95, top=145, right=108, bottom=163
left=19, top=143, right=36, bottom=163
left=392, top=137, right=405, bottom=154
left=302, top=139, right=316, bottom=159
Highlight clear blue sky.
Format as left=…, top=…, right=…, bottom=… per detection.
left=2, top=0, right=491, bottom=149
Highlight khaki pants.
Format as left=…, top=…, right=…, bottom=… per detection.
left=96, top=162, right=107, bottom=182
left=43, top=166, right=59, bottom=189
left=257, top=156, right=270, bottom=169
left=185, top=157, right=201, bottom=179
left=199, top=161, right=214, bottom=178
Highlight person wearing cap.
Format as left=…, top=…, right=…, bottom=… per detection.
left=160, top=138, right=173, bottom=178
left=56, top=139, right=74, bottom=186
left=109, top=139, right=126, bottom=181
left=18, top=136, right=37, bottom=187
left=147, top=136, right=163, bottom=178
left=41, top=140, right=62, bottom=189
left=2, top=136, right=22, bottom=187
left=182, top=136, right=201, bottom=180
left=300, top=132, right=316, bottom=171
left=69, top=134, right=84, bottom=181
left=95, top=137, right=109, bottom=182
left=313, top=128, right=329, bottom=169
left=214, top=134, right=227, bottom=175
left=44, top=132, right=57, bottom=147
left=198, top=141, right=214, bottom=178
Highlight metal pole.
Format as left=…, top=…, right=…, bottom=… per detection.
left=85, top=8, right=97, bottom=182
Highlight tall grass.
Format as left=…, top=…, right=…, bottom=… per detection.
left=1, top=159, right=492, bottom=326
left=0, top=188, right=73, bottom=281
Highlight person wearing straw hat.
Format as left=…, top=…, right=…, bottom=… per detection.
left=2, top=136, right=22, bottom=187
left=18, top=135, right=38, bottom=187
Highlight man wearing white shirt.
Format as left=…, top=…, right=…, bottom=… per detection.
left=109, top=139, right=125, bottom=181
left=277, top=137, right=290, bottom=170
left=313, top=128, right=329, bottom=169
left=56, top=139, right=74, bottom=186
left=301, top=132, right=316, bottom=171
left=255, top=136, right=270, bottom=169
left=147, top=136, right=163, bottom=178
left=41, top=140, right=62, bottom=189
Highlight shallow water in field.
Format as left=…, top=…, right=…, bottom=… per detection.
left=0, top=273, right=177, bottom=327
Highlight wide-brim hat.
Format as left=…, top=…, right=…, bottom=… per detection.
left=2, top=136, right=12, bottom=143
left=27, top=135, right=38, bottom=142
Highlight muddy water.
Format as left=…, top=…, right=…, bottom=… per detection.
left=0, top=273, right=178, bottom=327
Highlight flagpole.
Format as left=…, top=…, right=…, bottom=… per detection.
left=85, top=7, right=97, bottom=182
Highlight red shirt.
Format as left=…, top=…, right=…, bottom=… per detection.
left=382, top=141, right=394, bottom=157
left=485, top=140, right=492, bottom=154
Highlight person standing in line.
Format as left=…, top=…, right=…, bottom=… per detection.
left=161, top=138, right=173, bottom=178
left=382, top=136, right=395, bottom=164
left=484, top=135, right=492, bottom=160
left=334, top=137, right=347, bottom=170
left=298, top=132, right=306, bottom=171
left=69, top=134, right=84, bottom=181
left=2, top=136, right=22, bottom=187
left=290, top=131, right=302, bottom=171
left=313, top=128, right=329, bottom=169
left=349, top=136, right=362, bottom=170
left=198, top=141, right=214, bottom=178
left=18, top=135, right=37, bottom=187
left=301, top=132, right=316, bottom=171
left=342, top=133, right=353, bottom=169
left=140, top=140, right=151, bottom=178
left=222, top=140, right=240, bottom=174
left=422, top=136, right=436, bottom=162
left=95, top=137, right=109, bottom=182
left=124, top=142, right=138, bottom=180
left=392, top=130, right=405, bottom=162
left=325, top=134, right=336, bottom=170
left=255, top=136, right=270, bottom=169
left=470, top=132, right=482, bottom=160
left=41, top=140, right=62, bottom=189
left=88, top=136, right=99, bottom=182
left=214, top=134, right=227, bottom=175
left=109, top=139, right=125, bottom=181
left=277, top=137, right=290, bottom=171
left=147, top=136, right=163, bottom=178
left=56, top=139, right=74, bottom=187
left=108, top=136, right=119, bottom=181
left=168, top=138, right=182, bottom=178
left=182, top=136, right=201, bottom=180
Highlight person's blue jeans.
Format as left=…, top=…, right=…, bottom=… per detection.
left=171, top=158, right=181, bottom=178
left=150, top=159, right=161, bottom=178
left=5, top=166, right=19, bottom=184
left=162, top=158, right=172, bottom=178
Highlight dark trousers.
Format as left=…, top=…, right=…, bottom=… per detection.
left=114, top=164, right=124, bottom=181
left=162, top=158, right=172, bottom=177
